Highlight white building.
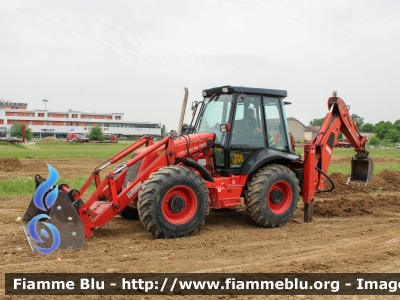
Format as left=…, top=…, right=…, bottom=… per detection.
left=0, top=100, right=161, bottom=139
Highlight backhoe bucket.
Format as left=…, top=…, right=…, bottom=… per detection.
left=348, top=156, right=374, bottom=185
left=22, top=191, right=84, bottom=252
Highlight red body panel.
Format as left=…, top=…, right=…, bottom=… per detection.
left=206, top=175, right=248, bottom=209
left=75, top=133, right=247, bottom=238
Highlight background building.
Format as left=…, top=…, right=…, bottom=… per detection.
left=305, top=126, right=321, bottom=141
left=0, top=100, right=161, bottom=139
left=287, top=117, right=306, bottom=141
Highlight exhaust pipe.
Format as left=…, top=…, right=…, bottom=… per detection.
left=177, top=87, right=189, bottom=136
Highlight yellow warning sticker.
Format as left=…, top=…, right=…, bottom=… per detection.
left=231, top=153, right=245, bottom=165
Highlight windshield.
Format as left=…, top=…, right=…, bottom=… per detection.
left=195, top=94, right=232, bottom=143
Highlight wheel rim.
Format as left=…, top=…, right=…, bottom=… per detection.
left=162, top=185, right=198, bottom=225
left=267, top=180, right=292, bottom=214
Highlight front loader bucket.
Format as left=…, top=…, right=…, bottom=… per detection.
left=22, top=191, right=85, bottom=252
left=348, top=156, right=374, bottom=185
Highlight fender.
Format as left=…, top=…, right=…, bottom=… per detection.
left=240, top=148, right=299, bottom=175
left=174, top=157, right=215, bottom=183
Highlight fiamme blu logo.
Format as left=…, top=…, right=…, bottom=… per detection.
left=27, top=164, right=61, bottom=254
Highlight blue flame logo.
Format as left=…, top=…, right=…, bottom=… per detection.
left=28, top=164, right=61, bottom=254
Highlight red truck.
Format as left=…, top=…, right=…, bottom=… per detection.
left=335, top=139, right=351, bottom=148
left=66, top=133, right=90, bottom=143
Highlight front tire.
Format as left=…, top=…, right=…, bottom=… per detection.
left=137, top=166, right=210, bottom=239
left=244, top=164, right=300, bottom=228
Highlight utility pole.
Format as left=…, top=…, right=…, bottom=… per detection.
left=43, top=99, right=48, bottom=110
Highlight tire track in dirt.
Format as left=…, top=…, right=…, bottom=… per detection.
left=192, top=218, right=400, bottom=273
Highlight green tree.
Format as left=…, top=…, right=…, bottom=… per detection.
left=351, top=114, right=364, bottom=129
left=9, top=122, right=32, bottom=141
left=337, top=131, right=344, bottom=140
left=309, top=118, right=324, bottom=126
left=385, top=129, right=400, bottom=143
left=393, top=119, right=400, bottom=131
left=88, top=126, right=105, bottom=141
left=161, top=125, right=166, bottom=137
left=368, top=134, right=379, bottom=146
left=374, top=121, right=393, bottom=139
left=361, top=123, right=374, bottom=132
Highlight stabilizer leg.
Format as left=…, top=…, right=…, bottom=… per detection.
left=304, top=203, right=313, bottom=223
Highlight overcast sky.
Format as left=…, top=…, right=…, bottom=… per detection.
left=1, top=0, right=399, bottom=130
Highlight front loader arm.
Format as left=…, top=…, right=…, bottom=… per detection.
left=302, top=92, right=373, bottom=222
left=77, top=133, right=214, bottom=239
left=78, top=135, right=176, bottom=238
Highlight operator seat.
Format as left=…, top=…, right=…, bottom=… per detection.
left=232, top=119, right=252, bottom=145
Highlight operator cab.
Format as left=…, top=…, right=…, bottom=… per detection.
left=189, top=85, right=296, bottom=176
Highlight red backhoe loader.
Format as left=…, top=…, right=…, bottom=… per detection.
left=22, top=86, right=373, bottom=251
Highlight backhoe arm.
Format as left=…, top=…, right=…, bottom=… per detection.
left=302, top=92, right=373, bottom=222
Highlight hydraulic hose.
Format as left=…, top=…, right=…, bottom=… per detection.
left=315, top=166, right=335, bottom=193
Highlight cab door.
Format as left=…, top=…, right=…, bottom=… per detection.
left=228, top=95, right=265, bottom=170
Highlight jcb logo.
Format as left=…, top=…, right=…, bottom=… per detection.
left=232, top=153, right=245, bottom=165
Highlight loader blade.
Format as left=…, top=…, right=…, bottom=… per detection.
left=22, top=174, right=51, bottom=222
left=22, top=196, right=50, bottom=222
left=22, top=192, right=85, bottom=252
left=348, top=156, right=374, bottom=185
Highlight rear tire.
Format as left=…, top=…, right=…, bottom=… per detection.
left=137, top=166, right=209, bottom=239
left=244, top=164, right=300, bottom=228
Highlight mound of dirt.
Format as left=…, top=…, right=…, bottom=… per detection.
left=0, top=158, right=22, bottom=172
left=314, top=196, right=374, bottom=217
left=314, top=192, right=400, bottom=218
left=313, top=169, right=400, bottom=218
left=41, top=137, right=56, bottom=141
left=379, top=169, right=400, bottom=187
left=318, top=170, right=399, bottom=198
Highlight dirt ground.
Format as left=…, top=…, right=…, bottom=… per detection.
left=1, top=156, right=400, bottom=299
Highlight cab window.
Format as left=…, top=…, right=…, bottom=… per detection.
left=263, top=97, right=289, bottom=151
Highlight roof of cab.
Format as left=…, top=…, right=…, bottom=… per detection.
left=202, top=85, right=287, bottom=98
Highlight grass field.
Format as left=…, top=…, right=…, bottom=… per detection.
left=0, top=141, right=134, bottom=196
left=327, top=163, right=400, bottom=175
left=0, top=140, right=133, bottom=159
left=1, top=140, right=399, bottom=197
left=0, top=176, right=95, bottom=197
left=2, top=140, right=399, bottom=159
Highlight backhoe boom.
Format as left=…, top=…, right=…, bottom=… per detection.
left=302, top=92, right=373, bottom=222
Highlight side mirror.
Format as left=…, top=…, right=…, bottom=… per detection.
left=191, top=101, right=198, bottom=116
left=181, top=124, right=193, bottom=135
left=220, top=123, right=231, bottom=132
